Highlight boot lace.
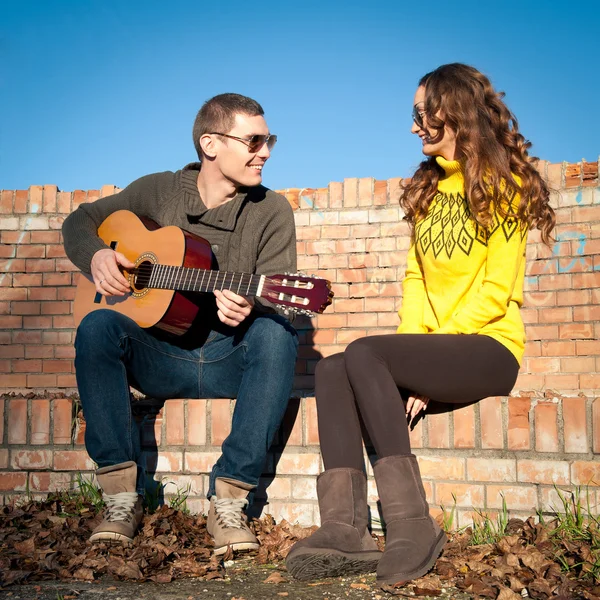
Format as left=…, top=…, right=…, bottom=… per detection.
left=214, top=497, right=249, bottom=529
left=103, top=491, right=139, bottom=522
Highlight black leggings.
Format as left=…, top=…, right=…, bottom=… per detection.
left=316, top=334, right=520, bottom=471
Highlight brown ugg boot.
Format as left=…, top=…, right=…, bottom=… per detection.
left=89, top=461, right=143, bottom=543
left=373, top=454, right=447, bottom=585
left=207, top=477, right=259, bottom=555
left=285, top=468, right=382, bottom=580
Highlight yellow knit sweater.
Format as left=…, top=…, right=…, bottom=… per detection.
left=397, top=156, right=528, bottom=364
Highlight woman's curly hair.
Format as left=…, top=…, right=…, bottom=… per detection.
left=401, top=63, right=555, bottom=244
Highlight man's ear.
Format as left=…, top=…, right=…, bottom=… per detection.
left=200, top=133, right=218, bottom=159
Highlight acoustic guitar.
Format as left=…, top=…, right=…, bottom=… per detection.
left=73, top=210, right=333, bottom=335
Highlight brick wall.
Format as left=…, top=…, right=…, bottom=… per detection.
left=1, top=159, right=599, bottom=527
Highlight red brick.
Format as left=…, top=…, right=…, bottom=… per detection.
left=538, top=307, right=573, bottom=323
left=453, top=403, right=475, bottom=448
left=57, top=191, right=71, bottom=214
left=1, top=230, right=29, bottom=244
left=0, top=472, right=27, bottom=491
left=436, top=482, right=484, bottom=507
left=571, top=461, right=600, bottom=486
left=28, top=287, right=58, bottom=301
left=185, top=451, right=222, bottom=474
left=46, top=244, right=67, bottom=258
left=42, top=185, right=58, bottom=212
left=593, top=399, right=600, bottom=454
left=305, top=397, right=319, bottom=445
left=27, top=374, right=58, bottom=387
left=42, top=359, right=72, bottom=373
left=187, top=399, right=206, bottom=446
left=12, top=301, right=41, bottom=315
left=8, top=399, right=27, bottom=444
left=480, top=397, right=504, bottom=449
left=541, top=341, right=576, bottom=356
left=508, top=397, right=531, bottom=450
left=560, top=356, right=595, bottom=373
left=0, top=399, right=4, bottom=444
left=13, top=274, right=43, bottom=287
left=563, top=397, right=588, bottom=453
left=11, top=449, right=53, bottom=469
left=54, top=450, right=94, bottom=471
left=0, top=258, right=25, bottom=272
left=544, top=374, right=580, bottom=390
left=526, top=325, right=559, bottom=341
left=2, top=374, right=27, bottom=387
left=57, top=287, right=76, bottom=301
left=559, top=323, right=594, bottom=340
left=54, top=346, right=75, bottom=359
left=16, top=244, right=46, bottom=259
left=31, top=399, right=50, bottom=444
left=13, top=190, right=28, bottom=213
left=427, top=412, right=450, bottom=448
left=211, top=399, right=231, bottom=445
left=23, top=315, right=52, bottom=329
left=581, top=374, right=600, bottom=390
left=29, top=472, right=72, bottom=492
left=30, top=231, right=60, bottom=244
left=42, top=272, right=71, bottom=286
left=467, top=458, right=516, bottom=482
left=486, top=485, right=537, bottom=511
left=556, top=289, right=590, bottom=306
left=53, top=398, right=73, bottom=444
left=57, top=374, right=77, bottom=387
left=165, top=399, right=185, bottom=445
left=52, top=315, right=75, bottom=329
left=534, top=402, right=559, bottom=452
left=419, top=456, right=464, bottom=480
left=573, top=306, right=600, bottom=322
left=0, top=190, right=13, bottom=213
left=0, top=245, right=16, bottom=258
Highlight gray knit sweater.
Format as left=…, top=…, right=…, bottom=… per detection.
left=62, top=163, right=297, bottom=324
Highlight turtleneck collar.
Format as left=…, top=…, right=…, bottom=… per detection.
left=435, top=156, right=464, bottom=194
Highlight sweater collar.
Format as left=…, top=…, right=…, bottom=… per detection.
left=180, top=163, right=247, bottom=231
left=436, top=156, right=465, bottom=194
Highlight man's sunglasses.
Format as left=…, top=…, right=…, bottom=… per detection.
left=412, top=105, right=426, bottom=129
left=210, top=132, right=278, bottom=153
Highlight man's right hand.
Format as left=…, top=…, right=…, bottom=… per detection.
left=90, top=248, right=135, bottom=296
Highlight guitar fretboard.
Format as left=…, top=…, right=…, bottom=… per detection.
left=135, top=264, right=264, bottom=296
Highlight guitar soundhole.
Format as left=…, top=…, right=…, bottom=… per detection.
left=130, top=259, right=154, bottom=297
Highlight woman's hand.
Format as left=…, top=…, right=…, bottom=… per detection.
left=406, top=393, right=430, bottom=425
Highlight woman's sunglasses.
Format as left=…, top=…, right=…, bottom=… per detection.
left=412, top=105, right=426, bottom=129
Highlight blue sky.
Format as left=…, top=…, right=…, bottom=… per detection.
left=1, top=0, right=598, bottom=193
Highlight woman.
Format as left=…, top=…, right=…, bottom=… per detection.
left=285, top=63, right=555, bottom=586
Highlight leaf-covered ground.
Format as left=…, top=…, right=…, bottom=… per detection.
left=1, top=495, right=599, bottom=599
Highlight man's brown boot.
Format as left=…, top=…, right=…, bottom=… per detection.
left=374, top=454, right=447, bottom=585
left=285, top=468, right=382, bottom=580
left=207, top=477, right=259, bottom=555
left=89, top=461, right=143, bottom=543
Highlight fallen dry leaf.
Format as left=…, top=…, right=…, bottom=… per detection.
left=263, top=571, right=287, bottom=584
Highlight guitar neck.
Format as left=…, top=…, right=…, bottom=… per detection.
left=137, top=264, right=265, bottom=296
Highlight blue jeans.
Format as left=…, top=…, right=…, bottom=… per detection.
left=74, top=309, right=298, bottom=497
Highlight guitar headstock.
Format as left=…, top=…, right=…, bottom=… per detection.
left=262, top=273, right=334, bottom=316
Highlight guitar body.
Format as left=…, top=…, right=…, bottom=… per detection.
left=74, top=210, right=212, bottom=335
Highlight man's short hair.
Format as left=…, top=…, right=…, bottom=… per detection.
left=193, top=93, right=265, bottom=159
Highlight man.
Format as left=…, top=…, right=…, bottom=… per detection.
left=62, top=93, right=299, bottom=554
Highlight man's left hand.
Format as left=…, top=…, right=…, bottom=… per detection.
left=214, top=289, right=255, bottom=327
